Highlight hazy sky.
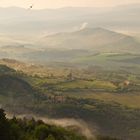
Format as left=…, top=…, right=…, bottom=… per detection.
left=0, top=0, right=140, bottom=9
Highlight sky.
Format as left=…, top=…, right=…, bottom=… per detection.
left=0, top=0, right=140, bottom=9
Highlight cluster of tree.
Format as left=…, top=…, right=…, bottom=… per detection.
left=0, top=108, right=88, bottom=140
left=0, top=108, right=121, bottom=140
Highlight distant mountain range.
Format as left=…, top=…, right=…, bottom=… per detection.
left=0, top=4, right=140, bottom=35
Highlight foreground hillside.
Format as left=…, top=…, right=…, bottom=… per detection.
left=0, top=108, right=86, bottom=140
left=0, top=63, right=140, bottom=140
left=0, top=108, right=120, bottom=140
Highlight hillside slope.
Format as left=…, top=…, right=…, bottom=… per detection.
left=39, top=28, right=140, bottom=53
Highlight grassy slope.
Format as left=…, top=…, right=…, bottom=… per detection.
left=73, top=53, right=140, bottom=64
left=68, top=92, right=140, bottom=108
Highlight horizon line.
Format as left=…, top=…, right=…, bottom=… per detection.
left=0, top=3, right=140, bottom=10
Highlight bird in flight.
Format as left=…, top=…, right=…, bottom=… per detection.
left=29, top=4, right=34, bottom=9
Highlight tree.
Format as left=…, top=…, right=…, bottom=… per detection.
left=0, top=108, right=11, bottom=140
left=35, top=125, right=49, bottom=140
left=46, top=135, right=55, bottom=140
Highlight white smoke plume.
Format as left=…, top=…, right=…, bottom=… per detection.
left=6, top=113, right=96, bottom=139
left=79, top=22, right=89, bottom=30
left=73, top=22, right=89, bottom=31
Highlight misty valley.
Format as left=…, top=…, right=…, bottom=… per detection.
left=0, top=3, right=140, bottom=140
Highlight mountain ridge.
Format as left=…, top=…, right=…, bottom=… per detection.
left=0, top=4, right=140, bottom=34
left=39, top=27, right=140, bottom=53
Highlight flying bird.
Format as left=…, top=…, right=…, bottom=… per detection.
left=29, top=4, right=34, bottom=9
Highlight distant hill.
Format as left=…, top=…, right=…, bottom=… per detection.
left=0, top=4, right=140, bottom=34
left=0, top=65, right=39, bottom=114
left=0, top=75, right=33, bottom=95
left=0, top=28, right=139, bottom=64
left=0, top=45, right=34, bottom=54
left=0, top=64, right=36, bottom=100
left=0, top=64, right=15, bottom=74
left=0, top=58, right=27, bottom=71
left=39, top=28, right=140, bottom=53
left=0, top=45, right=36, bottom=60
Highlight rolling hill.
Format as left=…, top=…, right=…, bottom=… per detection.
left=0, top=64, right=16, bottom=73
left=39, top=27, right=140, bottom=53
left=0, top=28, right=140, bottom=66
left=0, top=63, right=140, bottom=140
left=0, top=65, right=37, bottom=111
left=0, top=75, right=33, bottom=95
